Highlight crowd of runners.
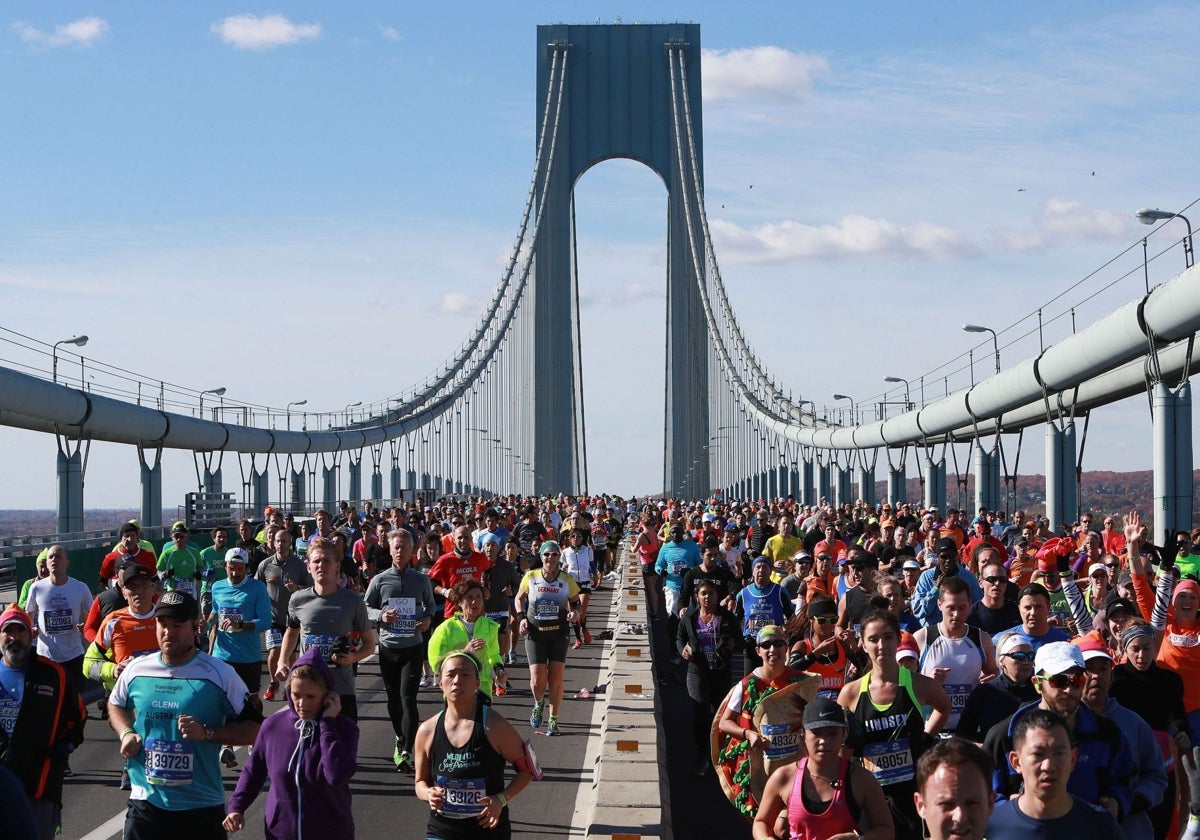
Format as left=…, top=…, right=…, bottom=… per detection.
left=6, top=492, right=1200, bottom=840
left=1, top=496, right=625, bottom=840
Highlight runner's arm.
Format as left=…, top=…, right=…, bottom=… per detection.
left=853, top=766, right=896, bottom=840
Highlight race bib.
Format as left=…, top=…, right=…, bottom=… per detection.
left=534, top=601, right=560, bottom=622
left=304, top=633, right=337, bottom=660
left=173, top=579, right=196, bottom=597
left=760, top=721, right=801, bottom=762
left=144, top=737, right=194, bottom=786
left=265, top=627, right=283, bottom=649
left=389, top=597, right=417, bottom=639
left=1168, top=632, right=1200, bottom=648
left=945, top=683, right=974, bottom=713
left=668, top=560, right=687, bottom=576
left=437, top=775, right=487, bottom=817
left=862, top=739, right=914, bottom=785
left=44, top=608, right=75, bottom=634
left=486, top=611, right=510, bottom=624
left=219, top=608, right=243, bottom=625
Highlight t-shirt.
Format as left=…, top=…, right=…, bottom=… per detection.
left=111, top=651, right=249, bottom=811
left=0, top=660, right=24, bottom=739
left=209, top=577, right=272, bottom=664
left=286, top=587, right=370, bottom=696
left=26, top=576, right=93, bottom=662
left=986, top=797, right=1122, bottom=840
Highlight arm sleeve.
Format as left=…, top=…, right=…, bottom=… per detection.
left=1061, top=577, right=1094, bottom=633
left=83, top=596, right=102, bottom=643
left=84, top=639, right=116, bottom=687
left=319, top=717, right=360, bottom=786
left=1152, top=568, right=1177, bottom=630
left=251, top=586, right=273, bottom=632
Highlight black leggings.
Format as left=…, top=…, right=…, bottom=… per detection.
left=685, top=665, right=732, bottom=758
left=378, top=644, right=425, bottom=750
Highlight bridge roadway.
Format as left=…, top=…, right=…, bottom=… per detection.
left=55, top=590, right=615, bottom=840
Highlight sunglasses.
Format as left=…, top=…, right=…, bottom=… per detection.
left=812, top=616, right=837, bottom=625
left=1104, top=563, right=1120, bottom=570
left=982, top=575, right=1006, bottom=585
left=1037, top=671, right=1086, bottom=690
left=816, top=555, right=833, bottom=561
left=759, top=640, right=788, bottom=649
left=937, top=552, right=956, bottom=560
left=1002, top=651, right=1035, bottom=662
left=542, top=551, right=561, bottom=557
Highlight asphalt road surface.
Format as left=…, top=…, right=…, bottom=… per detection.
left=54, top=587, right=615, bottom=840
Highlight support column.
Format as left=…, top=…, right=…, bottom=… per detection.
left=973, top=441, right=988, bottom=517
left=347, top=458, right=362, bottom=506
left=388, top=466, right=401, bottom=500
left=289, top=468, right=305, bottom=510
left=1175, top=382, right=1193, bottom=538
left=818, top=462, right=833, bottom=505
left=923, top=456, right=946, bottom=513
left=767, top=467, right=778, bottom=501
left=802, top=458, right=816, bottom=506
left=252, top=466, right=270, bottom=514
left=203, top=467, right=222, bottom=496
left=371, top=469, right=383, bottom=502
left=888, top=465, right=904, bottom=506
left=857, top=464, right=875, bottom=507
left=788, top=464, right=800, bottom=501
left=139, top=447, right=163, bottom=529
left=835, top=466, right=852, bottom=508
left=56, top=446, right=84, bottom=534
left=322, top=466, right=337, bottom=513
left=1154, top=383, right=1183, bottom=546
left=1045, top=423, right=1079, bottom=532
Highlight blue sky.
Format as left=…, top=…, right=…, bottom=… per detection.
left=2, top=3, right=1199, bottom=511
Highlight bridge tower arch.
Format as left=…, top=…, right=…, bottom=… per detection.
left=533, top=23, right=710, bottom=498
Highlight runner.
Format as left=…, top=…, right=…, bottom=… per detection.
left=254, top=528, right=309, bottom=703
left=429, top=579, right=506, bottom=698
left=914, top=577, right=997, bottom=731
left=107, top=591, right=262, bottom=840
left=483, top=539, right=523, bottom=666
left=561, top=527, right=595, bottom=648
left=24, top=544, right=93, bottom=693
left=364, top=529, right=436, bottom=773
left=677, top=580, right=739, bottom=775
left=515, top=541, right=581, bottom=736
left=787, top=596, right=859, bottom=700
left=735, top=557, right=794, bottom=675
left=413, top=650, right=534, bottom=840
left=751, top=697, right=892, bottom=840
left=838, top=608, right=951, bottom=840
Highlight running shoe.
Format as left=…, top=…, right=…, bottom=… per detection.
left=505, top=652, right=517, bottom=666
left=530, top=702, right=544, bottom=729
left=419, top=675, right=435, bottom=689
left=396, top=750, right=414, bottom=774
left=571, top=639, right=583, bottom=650
left=583, top=629, right=593, bottom=645
left=263, top=681, right=279, bottom=701
left=546, top=716, right=560, bottom=736
left=219, top=746, right=238, bottom=768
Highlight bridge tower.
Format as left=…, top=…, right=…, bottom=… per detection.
left=533, top=23, right=710, bottom=498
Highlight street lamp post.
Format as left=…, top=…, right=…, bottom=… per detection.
left=200, top=387, right=226, bottom=419
left=1137, top=208, right=1194, bottom=268
left=286, top=399, right=308, bottom=431
left=832, top=393, right=855, bottom=426
left=343, top=401, right=363, bottom=426
left=962, top=324, right=1000, bottom=375
left=52, top=335, right=88, bottom=384
left=883, top=376, right=912, bottom=410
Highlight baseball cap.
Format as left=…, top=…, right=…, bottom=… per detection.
left=901, top=559, right=921, bottom=571
left=802, top=696, right=848, bottom=729
left=154, top=590, right=198, bottom=623
left=755, top=625, right=787, bottom=646
left=1105, top=597, right=1137, bottom=619
left=1087, top=562, right=1108, bottom=578
left=897, top=630, right=919, bottom=662
left=224, top=548, right=249, bottom=565
left=170, top=521, right=188, bottom=535
left=120, top=564, right=156, bottom=587
left=723, top=523, right=740, bottom=532
left=1034, top=641, right=1085, bottom=675
left=793, top=552, right=812, bottom=565
left=0, top=605, right=33, bottom=633
left=1073, top=630, right=1112, bottom=662
left=935, top=538, right=958, bottom=555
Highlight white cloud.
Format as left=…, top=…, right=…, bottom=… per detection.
left=702, top=46, right=828, bottom=102
left=210, top=14, right=320, bottom=51
left=379, top=25, right=401, bottom=43
left=439, top=292, right=474, bottom=314
left=12, top=16, right=108, bottom=48
left=709, top=215, right=978, bottom=263
left=989, top=199, right=1131, bottom=253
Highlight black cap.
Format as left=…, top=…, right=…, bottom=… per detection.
left=936, top=537, right=959, bottom=555
left=154, top=590, right=198, bottom=622
left=803, top=696, right=848, bottom=729
left=1106, top=597, right=1137, bottom=618
left=120, top=564, right=156, bottom=587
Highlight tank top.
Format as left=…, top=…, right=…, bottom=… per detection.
left=427, top=702, right=509, bottom=839
left=918, top=623, right=984, bottom=729
left=795, top=637, right=848, bottom=699
left=524, top=572, right=573, bottom=634
left=740, top=584, right=786, bottom=637
left=637, top=528, right=660, bottom=567
left=851, top=667, right=925, bottom=789
left=787, top=757, right=857, bottom=840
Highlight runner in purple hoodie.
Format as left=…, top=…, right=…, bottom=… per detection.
left=224, top=647, right=359, bottom=839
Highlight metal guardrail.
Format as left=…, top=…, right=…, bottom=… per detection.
left=0, top=525, right=175, bottom=562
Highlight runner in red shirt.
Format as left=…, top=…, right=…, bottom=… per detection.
left=427, top=525, right=493, bottom=618
left=98, top=522, right=157, bottom=589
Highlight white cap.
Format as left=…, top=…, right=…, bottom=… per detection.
left=1034, top=641, right=1085, bottom=675
left=1088, top=562, right=1108, bottom=578
left=224, top=547, right=249, bottom=565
